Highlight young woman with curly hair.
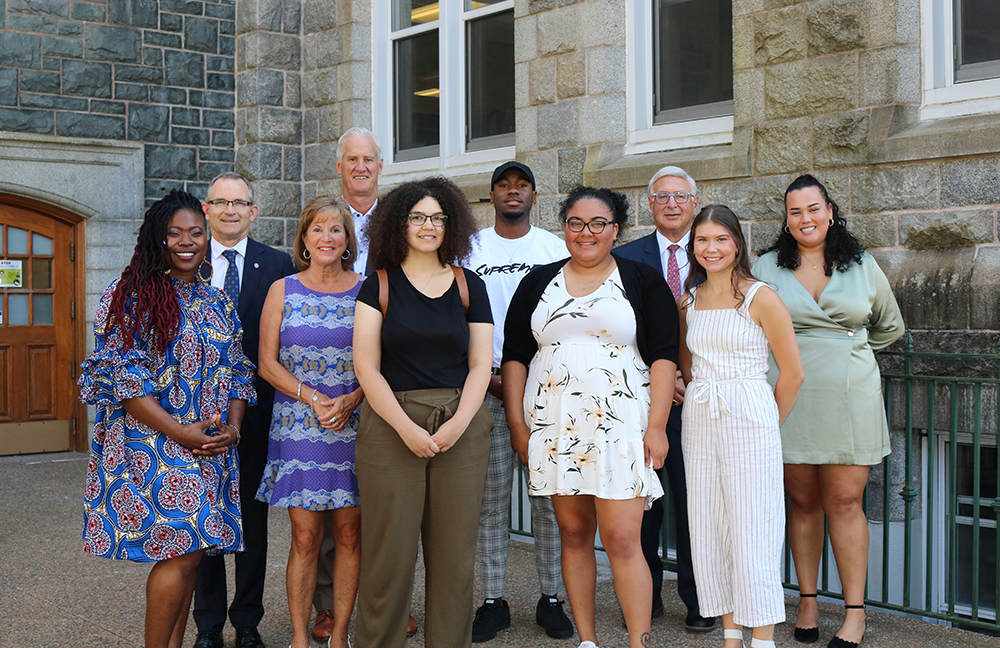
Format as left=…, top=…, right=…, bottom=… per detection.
left=78, top=190, right=255, bottom=648
left=352, top=176, right=494, bottom=648
left=754, top=175, right=904, bottom=648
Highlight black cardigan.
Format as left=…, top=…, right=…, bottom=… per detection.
left=502, top=253, right=679, bottom=369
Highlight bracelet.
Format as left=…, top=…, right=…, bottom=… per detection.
left=310, top=388, right=319, bottom=412
left=231, top=424, right=241, bottom=446
left=297, top=381, right=303, bottom=402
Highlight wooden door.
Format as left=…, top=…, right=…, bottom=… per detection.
left=0, top=201, right=80, bottom=455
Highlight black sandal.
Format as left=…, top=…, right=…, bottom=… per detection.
left=827, top=604, right=865, bottom=648
left=793, top=593, right=819, bottom=643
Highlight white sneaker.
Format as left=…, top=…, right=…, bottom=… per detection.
left=578, top=642, right=599, bottom=648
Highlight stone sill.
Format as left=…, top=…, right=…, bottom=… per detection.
left=586, top=126, right=752, bottom=190
left=873, top=107, right=1000, bottom=165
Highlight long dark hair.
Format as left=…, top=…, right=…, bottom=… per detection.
left=762, top=174, right=864, bottom=275
left=558, top=186, right=630, bottom=226
left=683, top=204, right=756, bottom=309
left=364, top=176, right=477, bottom=269
left=108, top=190, right=206, bottom=353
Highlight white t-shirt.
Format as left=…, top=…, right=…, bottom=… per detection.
left=466, top=225, right=568, bottom=367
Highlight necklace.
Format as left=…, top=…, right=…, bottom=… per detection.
left=801, top=251, right=824, bottom=270
left=404, top=265, right=444, bottom=293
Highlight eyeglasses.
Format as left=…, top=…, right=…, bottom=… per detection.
left=651, top=191, right=692, bottom=205
left=206, top=199, right=253, bottom=209
left=407, top=213, right=448, bottom=227
left=565, top=218, right=612, bottom=234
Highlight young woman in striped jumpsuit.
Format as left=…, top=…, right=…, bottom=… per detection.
left=678, top=205, right=804, bottom=648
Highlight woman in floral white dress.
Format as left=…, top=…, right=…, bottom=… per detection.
left=503, top=186, right=679, bottom=648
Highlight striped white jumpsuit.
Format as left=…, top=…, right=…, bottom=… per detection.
left=681, top=282, right=786, bottom=627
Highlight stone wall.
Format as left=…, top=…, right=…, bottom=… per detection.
left=0, top=0, right=238, bottom=206
left=234, top=0, right=302, bottom=247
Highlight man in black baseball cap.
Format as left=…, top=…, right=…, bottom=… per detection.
left=464, top=161, right=573, bottom=643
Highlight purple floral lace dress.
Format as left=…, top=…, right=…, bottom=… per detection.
left=78, top=278, right=256, bottom=562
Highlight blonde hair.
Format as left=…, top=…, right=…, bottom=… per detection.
left=293, top=197, right=357, bottom=271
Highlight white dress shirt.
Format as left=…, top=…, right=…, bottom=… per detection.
left=210, top=236, right=249, bottom=292
left=656, top=228, right=691, bottom=288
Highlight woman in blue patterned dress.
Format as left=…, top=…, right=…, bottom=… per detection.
left=79, top=190, right=255, bottom=648
left=256, top=197, right=363, bottom=648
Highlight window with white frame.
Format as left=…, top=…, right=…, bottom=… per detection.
left=626, top=0, right=733, bottom=155
left=921, top=0, right=1000, bottom=120
left=375, top=0, right=515, bottom=168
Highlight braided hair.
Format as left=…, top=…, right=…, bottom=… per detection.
left=108, top=190, right=206, bottom=353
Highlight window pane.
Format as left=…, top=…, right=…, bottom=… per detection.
left=8, top=293, right=28, bottom=325
left=394, top=0, right=439, bottom=30
left=395, top=30, right=440, bottom=157
left=467, top=10, right=515, bottom=146
left=956, top=0, right=1000, bottom=82
left=33, top=293, right=53, bottom=325
left=32, top=233, right=53, bottom=255
left=466, top=0, right=505, bottom=8
left=8, top=227, right=28, bottom=255
left=654, top=0, right=733, bottom=123
left=32, top=259, right=52, bottom=290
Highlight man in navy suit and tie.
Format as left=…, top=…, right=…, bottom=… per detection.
left=192, top=172, right=297, bottom=648
left=614, top=165, right=716, bottom=633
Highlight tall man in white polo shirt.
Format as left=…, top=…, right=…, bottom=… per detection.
left=614, top=165, right=716, bottom=633
left=337, top=126, right=382, bottom=275
left=312, top=125, right=407, bottom=641
left=466, top=161, right=573, bottom=643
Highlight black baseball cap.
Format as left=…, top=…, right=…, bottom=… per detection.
left=491, top=161, right=535, bottom=190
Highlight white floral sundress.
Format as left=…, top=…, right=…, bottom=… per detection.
left=524, top=267, right=664, bottom=507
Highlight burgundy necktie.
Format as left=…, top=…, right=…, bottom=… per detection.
left=666, top=244, right=682, bottom=301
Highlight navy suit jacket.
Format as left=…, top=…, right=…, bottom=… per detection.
left=614, top=232, right=685, bottom=429
left=614, top=232, right=661, bottom=274
left=222, top=238, right=297, bottom=454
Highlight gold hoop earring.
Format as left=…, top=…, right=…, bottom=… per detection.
left=784, top=225, right=790, bottom=233
left=199, top=261, right=213, bottom=282
left=342, top=249, right=351, bottom=260
left=829, top=218, right=834, bottom=227
left=303, top=249, right=311, bottom=260
left=164, top=267, right=171, bottom=275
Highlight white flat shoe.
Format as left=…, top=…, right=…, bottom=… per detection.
left=325, top=637, right=352, bottom=648
left=724, top=629, right=745, bottom=648
left=750, top=639, right=775, bottom=648
left=578, top=642, right=598, bottom=648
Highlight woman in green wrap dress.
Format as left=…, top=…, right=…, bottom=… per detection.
left=753, top=175, right=904, bottom=648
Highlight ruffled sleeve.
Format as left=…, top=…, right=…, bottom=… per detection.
left=77, top=280, right=159, bottom=409
left=222, top=295, right=257, bottom=406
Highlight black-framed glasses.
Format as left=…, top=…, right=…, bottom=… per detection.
left=565, top=218, right=612, bottom=234
left=651, top=190, right=692, bottom=204
left=407, top=213, right=448, bottom=227
left=206, top=199, right=254, bottom=209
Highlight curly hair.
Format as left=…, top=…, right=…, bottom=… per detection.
left=364, top=176, right=477, bottom=269
left=108, top=190, right=207, bottom=354
left=683, top=204, right=755, bottom=309
left=558, top=186, right=630, bottom=226
left=762, top=174, right=864, bottom=275
left=293, top=197, right=357, bottom=271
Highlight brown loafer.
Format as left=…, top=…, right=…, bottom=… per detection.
left=312, top=609, right=336, bottom=641
left=407, top=614, right=418, bottom=638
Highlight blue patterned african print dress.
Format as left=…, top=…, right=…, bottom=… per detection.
left=78, top=278, right=256, bottom=563
left=256, top=275, right=361, bottom=510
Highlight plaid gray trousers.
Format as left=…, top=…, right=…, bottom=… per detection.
left=476, top=393, right=563, bottom=598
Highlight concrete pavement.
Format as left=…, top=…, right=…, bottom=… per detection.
left=1, top=451, right=997, bottom=648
